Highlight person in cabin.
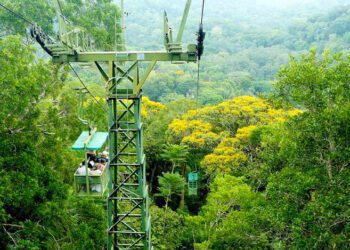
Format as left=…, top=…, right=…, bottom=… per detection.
left=86, top=150, right=96, bottom=160
left=97, top=162, right=105, bottom=171
left=77, top=161, right=90, bottom=175
left=87, top=151, right=96, bottom=169
left=91, top=160, right=105, bottom=174
left=88, top=158, right=95, bottom=169
left=93, top=155, right=106, bottom=175
left=99, top=150, right=109, bottom=163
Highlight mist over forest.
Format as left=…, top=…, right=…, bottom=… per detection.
left=121, top=0, right=350, bottom=103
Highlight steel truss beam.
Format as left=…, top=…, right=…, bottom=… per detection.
left=107, top=62, right=150, bottom=250
left=52, top=50, right=197, bottom=63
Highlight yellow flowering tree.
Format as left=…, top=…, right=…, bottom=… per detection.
left=166, top=96, right=300, bottom=176
left=141, top=96, right=166, bottom=119
left=167, top=96, right=299, bottom=150
left=167, top=118, right=221, bottom=151
left=203, top=125, right=257, bottom=175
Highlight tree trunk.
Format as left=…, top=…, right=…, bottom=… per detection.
left=171, top=162, right=176, bottom=173
left=179, top=163, right=186, bottom=210
left=163, top=195, right=170, bottom=232
left=149, top=165, right=157, bottom=193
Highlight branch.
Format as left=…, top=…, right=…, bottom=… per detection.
left=2, top=225, right=17, bottom=247
left=6, top=127, right=25, bottom=134
left=36, top=223, right=61, bottom=250
left=1, top=223, right=23, bottom=228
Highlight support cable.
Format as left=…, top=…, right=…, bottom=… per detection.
left=68, top=63, right=107, bottom=112
left=0, top=2, right=34, bottom=25
left=57, top=0, right=64, bottom=17
left=56, top=0, right=70, bottom=24
left=200, top=0, right=205, bottom=25
left=196, top=61, right=200, bottom=107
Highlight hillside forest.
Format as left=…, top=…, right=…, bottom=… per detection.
left=0, top=0, right=350, bottom=249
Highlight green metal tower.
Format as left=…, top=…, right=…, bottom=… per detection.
left=31, top=0, right=203, bottom=248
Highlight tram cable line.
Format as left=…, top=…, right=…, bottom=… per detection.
left=68, top=63, right=107, bottom=112
left=0, top=2, right=34, bottom=25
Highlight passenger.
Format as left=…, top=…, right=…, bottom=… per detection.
left=77, top=161, right=90, bottom=175
left=88, top=159, right=95, bottom=169
left=90, top=167, right=102, bottom=192
left=97, top=162, right=105, bottom=171
left=87, top=150, right=96, bottom=163
left=98, top=150, right=109, bottom=163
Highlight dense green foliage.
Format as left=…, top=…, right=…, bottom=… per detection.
left=184, top=51, right=350, bottom=249
left=1, top=0, right=350, bottom=249
left=140, top=50, right=350, bottom=249
left=0, top=36, right=106, bottom=249
left=0, top=0, right=121, bottom=50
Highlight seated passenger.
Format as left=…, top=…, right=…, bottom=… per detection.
left=77, top=161, right=90, bottom=175
left=88, top=158, right=96, bottom=169
left=98, top=150, right=109, bottom=163
left=90, top=162, right=102, bottom=175
left=97, top=162, right=105, bottom=171
left=87, top=150, right=96, bottom=159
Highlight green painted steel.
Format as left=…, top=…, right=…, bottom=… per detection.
left=74, top=163, right=109, bottom=197
left=71, top=131, right=108, bottom=150
left=176, top=0, right=192, bottom=43
left=52, top=50, right=197, bottom=63
left=188, top=172, right=199, bottom=196
left=188, top=172, right=198, bottom=181
left=31, top=1, right=200, bottom=249
left=105, top=63, right=151, bottom=248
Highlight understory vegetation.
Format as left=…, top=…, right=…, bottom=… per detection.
left=1, top=0, right=349, bottom=249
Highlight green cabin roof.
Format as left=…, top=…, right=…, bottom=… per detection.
left=188, top=172, right=199, bottom=182
left=72, top=131, right=108, bottom=150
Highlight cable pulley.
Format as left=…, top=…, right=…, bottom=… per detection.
left=196, top=0, right=206, bottom=60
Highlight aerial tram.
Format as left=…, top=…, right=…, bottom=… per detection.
left=188, top=171, right=199, bottom=196
left=71, top=88, right=109, bottom=197
left=72, top=130, right=109, bottom=197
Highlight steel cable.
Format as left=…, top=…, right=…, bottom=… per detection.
left=0, top=2, right=34, bottom=25
left=68, top=63, right=107, bottom=112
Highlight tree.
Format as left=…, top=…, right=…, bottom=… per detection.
left=0, top=0, right=121, bottom=50
left=157, top=173, right=185, bottom=210
left=160, top=144, right=189, bottom=209
left=273, top=49, right=350, bottom=112
left=0, top=0, right=54, bottom=39
left=150, top=206, right=187, bottom=250
left=0, top=35, right=106, bottom=249
left=160, top=144, right=188, bottom=173
left=263, top=50, right=350, bottom=248
left=62, top=0, right=121, bottom=50
left=143, top=98, right=197, bottom=193
left=187, top=175, right=269, bottom=249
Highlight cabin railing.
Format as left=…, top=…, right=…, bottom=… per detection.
left=74, top=163, right=109, bottom=197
